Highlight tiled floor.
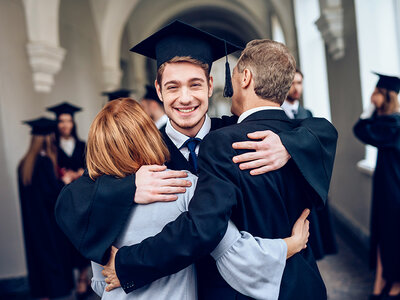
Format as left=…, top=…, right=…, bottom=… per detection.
left=318, top=234, right=375, bottom=300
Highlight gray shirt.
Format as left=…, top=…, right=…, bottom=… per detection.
left=91, top=172, right=287, bottom=300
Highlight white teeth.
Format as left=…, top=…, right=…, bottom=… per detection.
left=177, top=107, right=196, bottom=113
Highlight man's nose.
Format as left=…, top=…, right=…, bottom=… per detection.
left=179, top=86, right=193, bottom=104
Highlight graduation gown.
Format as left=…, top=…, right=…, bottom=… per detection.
left=292, top=106, right=338, bottom=260
left=57, top=139, right=86, bottom=171
left=57, top=138, right=88, bottom=269
left=18, top=156, right=74, bottom=298
left=55, top=114, right=337, bottom=295
left=354, top=113, right=400, bottom=282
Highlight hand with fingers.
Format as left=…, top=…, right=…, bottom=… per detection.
left=284, top=209, right=310, bottom=259
left=232, top=130, right=291, bottom=176
left=134, top=165, right=192, bottom=204
left=102, top=246, right=120, bottom=292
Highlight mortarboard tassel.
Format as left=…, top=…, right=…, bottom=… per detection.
left=223, top=41, right=234, bottom=98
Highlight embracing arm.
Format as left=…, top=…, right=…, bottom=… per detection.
left=210, top=209, right=309, bottom=300
left=114, top=132, right=241, bottom=293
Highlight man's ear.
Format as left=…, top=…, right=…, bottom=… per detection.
left=155, top=80, right=163, bottom=102
left=208, top=76, right=214, bottom=98
left=241, top=69, right=252, bottom=89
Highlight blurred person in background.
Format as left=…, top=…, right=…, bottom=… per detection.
left=140, top=84, right=168, bottom=129
left=102, top=89, right=132, bottom=102
left=47, top=102, right=90, bottom=298
left=47, top=102, right=85, bottom=180
left=282, top=68, right=338, bottom=261
left=354, top=72, right=400, bottom=300
left=18, top=117, right=74, bottom=300
left=281, top=69, right=312, bottom=119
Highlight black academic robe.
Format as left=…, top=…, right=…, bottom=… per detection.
left=57, top=138, right=88, bottom=269
left=115, top=110, right=336, bottom=299
left=292, top=106, right=338, bottom=260
left=57, top=139, right=86, bottom=171
left=353, top=113, right=400, bottom=282
left=18, top=156, right=74, bottom=298
left=55, top=114, right=337, bottom=296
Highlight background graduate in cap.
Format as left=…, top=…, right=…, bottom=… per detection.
left=102, top=89, right=132, bottom=102
left=140, top=85, right=168, bottom=129
left=47, top=102, right=86, bottom=179
left=47, top=102, right=91, bottom=298
left=18, top=117, right=75, bottom=299
left=354, top=72, right=400, bottom=299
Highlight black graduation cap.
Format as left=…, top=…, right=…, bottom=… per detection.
left=47, top=102, right=82, bottom=117
left=23, top=117, right=57, bottom=135
left=142, top=85, right=162, bottom=105
left=130, top=20, right=243, bottom=97
left=374, top=72, right=400, bottom=94
left=102, top=89, right=132, bottom=101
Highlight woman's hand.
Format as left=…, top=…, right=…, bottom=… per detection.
left=284, top=209, right=310, bottom=259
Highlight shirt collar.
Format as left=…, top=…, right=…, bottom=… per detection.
left=281, top=100, right=299, bottom=111
left=237, top=106, right=283, bottom=123
left=166, top=114, right=211, bottom=148
left=155, top=114, right=169, bottom=129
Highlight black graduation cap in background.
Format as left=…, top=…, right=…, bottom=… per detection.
left=47, top=102, right=82, bottom=118
left=142, top=85, right=162, bottom=105
left=374, top=72, right=400, bottom=94
left=130, top=20, right=243, bottom=97
left=102, top=89, right=132, bottom=102
left=23, top=117, right=57, bottom=135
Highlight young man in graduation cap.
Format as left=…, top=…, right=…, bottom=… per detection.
left=55, top=21, right=337, bottom=299
left=140, top=84, right=168, bottom=129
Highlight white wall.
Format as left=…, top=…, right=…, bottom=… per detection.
left=0, top=0, right=103, bottom=279
left=293, top=0, right=331, bottom=121
left=355, top=0, right=400, bottom=171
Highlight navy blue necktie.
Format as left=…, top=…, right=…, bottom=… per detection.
left=181, top=137, right=202, bottom=173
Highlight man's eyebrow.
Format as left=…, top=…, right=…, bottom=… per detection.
left=164, top=80, right=180, bottom=86
left=189, top=78, right=205, bottom=82
left=164, top=78, right=205, bottom=86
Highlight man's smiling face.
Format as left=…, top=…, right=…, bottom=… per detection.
left=157, top=62, right=213, bottom=137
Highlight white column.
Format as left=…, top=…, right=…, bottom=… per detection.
left=354, top=0, right=400, bottom=173
left=22, top=0, right=66, bottom=93
left=293, top=0, right=332, bottom=121
left=271, top=15, right=286, bottom=44
left=90, top=0, right=139, bottom=91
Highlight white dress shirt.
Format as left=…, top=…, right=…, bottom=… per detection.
left=165, top=114, right=211, bottom=160
left=281, top=100, right=299, bottom=119
left=238, top=106, right=283, bottom=124
left=59, top=137, right=75, bottom=157
left=155, top=114, right=169, bottom=129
